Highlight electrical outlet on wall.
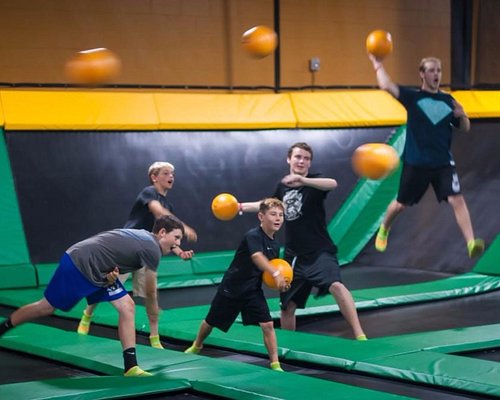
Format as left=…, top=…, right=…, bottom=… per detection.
left=309, top=57, right=320, bottom=72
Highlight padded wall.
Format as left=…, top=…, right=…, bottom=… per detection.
left=6, top=128, right=395, bottom=263
left=0, top=130, right=36, bottom=287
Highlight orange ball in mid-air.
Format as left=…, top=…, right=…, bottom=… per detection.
left=65, top=47, right=121, bottom=85
left=241, top=25, right=278, bottom=58
left=366, top=30, right=393, bottom=59
left=352, top=143, right=400, bottom=180
left=262, top=258, right=293, bottom=290
left=211, top=193, right=239, bottom=221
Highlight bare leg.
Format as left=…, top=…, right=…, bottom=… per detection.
left=329, top=282, right=365, bottom=338
left=84, top=303, right=97, bottom=316
left=280, top=301, right=297, bottom=331
left=192, top=320, right=213, bottom=348
left=448, top=194, right=474, bottom=243
left=260, top=321, right=279, bottom=363
left=111, top=295, right=136, bottom=350
left=10, top=298, right=55, bottom=326
left=382, top=200, right=406, bottom=230
left=147, top=312, right=160, bottom=337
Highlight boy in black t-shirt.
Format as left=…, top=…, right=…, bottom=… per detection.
left=184, top=198, right=289, bottom=372
left=240, top=143, right=366, bottom=340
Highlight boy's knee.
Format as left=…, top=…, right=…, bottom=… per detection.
left=260, top=321, right=274, bottom=333
left=329, top=281, right=345, bottom=295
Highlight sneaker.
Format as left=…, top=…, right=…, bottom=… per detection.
left=77, top=320, right=90, bottom=335
left=270, top=361, right=284, bottom=372
left=356, top=334, right=368, bottom=341
left=184, top=343, right=202, bottom=354
left=467, top=238, right=485, bottom=258
left=124, top=366, right=152, bottom=377
left=149, top=335, right=164, bottom=349
left=375, top=225, right=389, bottom=252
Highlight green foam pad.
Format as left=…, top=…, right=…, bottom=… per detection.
left=0, top=323, right=411, bottom=400
left=0, top=376, right=191, bottom=400
left=473, top=233, right=500, bottom=276
left=355, top=352, right=500, bottom=397
left=265, top=273, right=500, bottom=318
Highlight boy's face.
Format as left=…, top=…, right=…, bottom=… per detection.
left=420, top=60, right=441, bottom=92
left=153, top=167, right=175, bottom=190
left=157, top=228, right=183, bottom=255
left=259, top=206, right=284, bottom=233
left=287, top=147, right=312, bottom=176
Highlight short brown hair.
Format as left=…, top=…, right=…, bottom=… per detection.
left=287, top=142, right=313, bottom=160
left=152, top=215, right=184, bottom=235
left=259, top=198, right=284, bottom=214
left=419, top=57, right=441, bottom=73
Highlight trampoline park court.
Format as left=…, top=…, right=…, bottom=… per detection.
left=0, top=89, right=499, bottom=399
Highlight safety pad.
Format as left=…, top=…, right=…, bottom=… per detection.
left=190, top=250, right=234, bottom=275
left=452, top=91, right=500, bottom=118
left=0, top=90, right=160, bottom=130
left=1, top=273, right=499, bottom=327
left=473, top=233, right=500, bottom=276
left=0, top=130, right=32, bottom=277
left=163, top=321, right=500, bottom=397
left=290, top=90, right=407, bottom=128
left=155, top=92, right=297, bottom=130
left=264, top=272, right=500, bottom=318
left=158, top=273, right=500, bottom=324
left=0, top=376, right=192, bottom=400
left=0, top=323, right=411, bottom=400
left=329, top=126, right=404, bottom=264
left=355, top=352, right=500, bottom=397
left=0, top=265, right=37, bottom=290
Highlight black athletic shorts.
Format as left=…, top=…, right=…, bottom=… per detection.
left=397, top=163, right=461, bottom=205
left=280, top=252, right=341, bottom=310
left=205, top=291, right=272, bottom=332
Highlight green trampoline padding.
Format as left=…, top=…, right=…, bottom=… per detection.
left=0, top=376, right=191, bottom=400
left=1, top=272, right=499, bottom=329
left=473, top=234, right=500, bottom=276
left=0, top=323, right=411, bottom=400
left=355, top=352, right=500, bottom=397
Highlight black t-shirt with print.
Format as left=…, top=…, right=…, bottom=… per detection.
left=274, top=173, right=337, bottom=263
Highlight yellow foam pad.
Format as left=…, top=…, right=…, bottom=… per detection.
left=1, top=90, right=160, bottom=130
left=290, top=90, right=407, bottom=128
left=451, top=91, right=500, bottom=118
left=154, top=92, right=296, bottom=129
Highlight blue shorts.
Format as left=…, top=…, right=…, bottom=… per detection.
left=44, top=253, right=128, bottom=312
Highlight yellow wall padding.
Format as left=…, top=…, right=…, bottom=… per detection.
left=0, top=90, right=160, bottom=130
left=451, top=91, right=500, bottom=118
left=0, top=94, right=4, bottom=126
left=155, top=92, right=296, bottom=129
left=290, top=90, right=407, bottom=128
left=0, top=89, right=499, bottom=131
